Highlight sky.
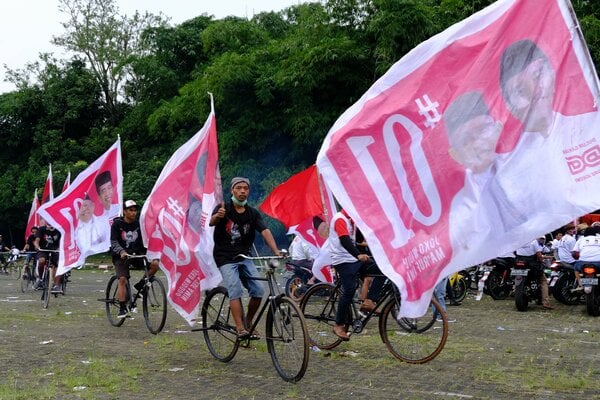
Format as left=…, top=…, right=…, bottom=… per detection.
left=0, top=0, right=305, bottom=93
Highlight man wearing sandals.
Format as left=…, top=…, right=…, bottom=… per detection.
left=327, top=209, right=385, bottom=340
left=210, top=177, right=281, bottom=339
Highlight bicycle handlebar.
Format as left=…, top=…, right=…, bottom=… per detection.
left=125, top=254, right=148, bottom=260
left=236, top=250, right=288, bottom=261
left=38, top=249, right=60, bottom=253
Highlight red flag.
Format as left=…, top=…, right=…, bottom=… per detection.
left=260, top=165, right=325, bottom=228
left=317, top=0, right=600, bottom=317
left=140, top=96, right=222, bottom=325
left=38, top=140, right=123, bottom=274
left=25, top=189, right=40, bottom=241
left=62, top=171, right=71, bottom=193
left=260, top=165, right=336, bottom=282
left=41, top=164, right=53, bottom=204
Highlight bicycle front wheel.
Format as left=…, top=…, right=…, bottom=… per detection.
left=105, top=275, right=125, bottom=327
left=201, top=287, right=239, bottom=362
left=266, top=296, right=309, bottom=383
left=299, top=283, right=342, bottom=350
left=379, top=297, right=448, bottom=364
left=143, top=277, right=167, bottom=334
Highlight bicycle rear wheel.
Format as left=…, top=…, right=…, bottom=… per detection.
left=10, top=263, right=21, bottom=280
left=299, top=283, right=342, bottom=350
left=105, top=275, right=126, bottom=327
left=21, top=266, right=33, bottom=293
left=201, top=287, right=239, bottom=362
left=266, top=296, right=309, bottom=382
left=379, top=297, right=448, bottom=364
left=42, top=268, right=50, bottom=309
left=143, top=277, right=167, bottom=334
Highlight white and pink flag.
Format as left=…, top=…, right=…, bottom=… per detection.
left=25, top=189, right=40, bottom=241
left=140, top=96, right=222, bottom=325
left=38, top=140, right=123, bottom=274
left=62, top=171, right=71, bottom=193
left=317, top=0, right=600, bottom=317
left=41, top=164, right=54, bottom=204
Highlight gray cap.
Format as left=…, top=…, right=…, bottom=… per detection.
left=230, top=177, right=250, bottom=189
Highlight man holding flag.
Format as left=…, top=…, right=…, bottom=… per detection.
left=210, top=177, right=281, bottom=338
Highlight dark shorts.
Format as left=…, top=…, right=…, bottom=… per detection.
left=38, top=251, right=59, bottom=267
left=113, top=257, right=145, bottom=279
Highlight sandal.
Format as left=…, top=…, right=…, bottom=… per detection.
left=236, top=329, right=251, bottom=339
left=248, top=330, right=260, bottom=340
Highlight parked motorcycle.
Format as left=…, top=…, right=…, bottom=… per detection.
left=580, top=262, right=600, bottom=316
left=486, top=257, right=515, bottom=300
left=511, top=257, right=542, bottom=311
left=549, top=262, right=584, bottom=306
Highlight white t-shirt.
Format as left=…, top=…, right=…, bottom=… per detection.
left=557, top=234, right=576, bottom=263
left=516, top=239, right=543, bottom=257
left=573, top=234, right=600, bottom=262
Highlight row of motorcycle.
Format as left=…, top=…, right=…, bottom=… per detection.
left=281, top=254, right=600, bottom=317
left=452, top=256, right=600, bottom=316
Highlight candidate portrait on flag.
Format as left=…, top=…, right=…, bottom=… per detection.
left=316, top=0, right=600, bottom=317
left=37, top=140, right=123, bottom=274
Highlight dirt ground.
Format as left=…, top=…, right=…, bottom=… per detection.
left=1, top=268, right=600, bottom=400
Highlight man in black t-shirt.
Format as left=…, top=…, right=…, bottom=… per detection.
left=110, top=200, right=159, bottom=318
left=33, top=225, right=63, bottom=293
left=22, top=227, right=39, bottom=270
left=210, top=177, right=281, bottom=338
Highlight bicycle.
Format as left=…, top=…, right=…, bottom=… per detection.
left=20, top=252, right=38, bottom=292
left=100, top=254, right=168, bottom=334
left=3, top=250, right=23, bottom=280
left=195, top=253, right=310, bottom=383
left=36, top=249, right=60, bottom=309
left=300, top=273, right=448, bottom=364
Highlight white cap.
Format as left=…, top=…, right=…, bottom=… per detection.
left=124, top=200, right=138, bottom=209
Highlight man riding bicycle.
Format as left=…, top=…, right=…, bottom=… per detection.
left=210, top=177, right=281, bottom=339
left=327, top=209, right=385, bottom=340
left=33, top=224, right=63, bottom=293
left=110, top=200, right=159, bottom=319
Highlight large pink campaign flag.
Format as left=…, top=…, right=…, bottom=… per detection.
left=140, top=97, right=222, bottom=325
left=317, top=0, right=600, bottom=317
left=38, top=140, right=123, bottom=274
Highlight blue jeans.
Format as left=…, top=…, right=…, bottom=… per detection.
left=219, top=259, right=265, bottom=300
left=574, top=260, right=600, bottom=273
left=433, top=277, right=448, bottom=319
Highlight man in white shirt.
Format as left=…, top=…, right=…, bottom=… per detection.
left=515, top=237, right=553, bottom=309
left=573, top=225, right=600, bottom=272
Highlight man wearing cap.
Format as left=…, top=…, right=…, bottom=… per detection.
left=210, top=177, right=281, bottom=338
left=110, top=200, right=159, bottom=319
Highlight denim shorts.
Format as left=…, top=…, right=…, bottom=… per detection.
left=219, top=259, right=265, bottom=300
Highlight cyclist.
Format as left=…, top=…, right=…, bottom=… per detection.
left=0, top=234, right=10, bottom=273
left=22, top=226, right=39, bottom=274
left=110, top=200, right=159, bottom=319
left=33, top=224, right=63, bottom=293
left=327, top=209, right=385, bottom=341
left=210, top=177, right=281, bottom=338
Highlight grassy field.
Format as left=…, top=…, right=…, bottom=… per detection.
left=1, top=268, right=599, bottom=399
